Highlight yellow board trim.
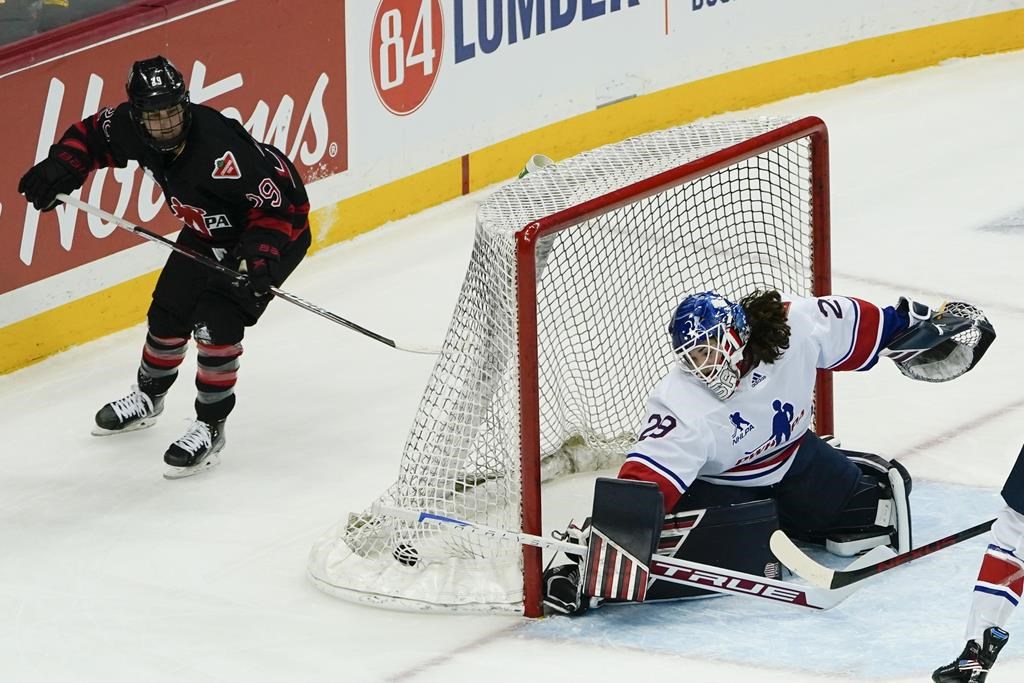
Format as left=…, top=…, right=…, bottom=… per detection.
left=468, top=9, right=1024, bottom=190
left=308, top=158, right=463, bottom=252
left=4, top=10, right=1023, bottom=374
left=1, top=272, right=158, bottom=375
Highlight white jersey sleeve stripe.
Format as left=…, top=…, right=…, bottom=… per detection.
left=826, top=297, right=885, bottom=372
left=623, top=453, right=689, bottom=494
left=829, top=297, right=860, bottom=370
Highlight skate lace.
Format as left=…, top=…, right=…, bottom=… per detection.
left=174, top=421, right=211, bottom=454
left=111, top=388, right=152, bottom=422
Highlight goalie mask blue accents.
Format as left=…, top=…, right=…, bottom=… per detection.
left=668, top=291, right=750, bottom=400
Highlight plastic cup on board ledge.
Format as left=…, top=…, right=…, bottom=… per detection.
left=518, top=154, right=554, bottom=179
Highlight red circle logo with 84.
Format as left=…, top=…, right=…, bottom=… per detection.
left=370, top=0, right=444, bottom=116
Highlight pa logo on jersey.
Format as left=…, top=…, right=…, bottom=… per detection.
left=169, top=197, right=232, bottom=236
left=212, top=151, right=241, bottom=180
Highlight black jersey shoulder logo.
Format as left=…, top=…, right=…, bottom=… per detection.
left=212, top=151, right=241, bottom=180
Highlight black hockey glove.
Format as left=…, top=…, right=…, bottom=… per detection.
left=235, top=230, right=285, bottom=297
left=18, top=154, right=85, bottom=212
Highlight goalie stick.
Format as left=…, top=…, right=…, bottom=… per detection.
left=57, top=193, right=441, bottom=355
left=373, top=504, right=863, bottom=610
left=770, top=519, right=996, bottom=590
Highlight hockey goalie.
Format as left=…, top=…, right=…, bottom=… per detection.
left=542, top=289, right=996, bottom=615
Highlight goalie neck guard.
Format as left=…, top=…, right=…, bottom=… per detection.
left=668, top=291, right=750, bottom=400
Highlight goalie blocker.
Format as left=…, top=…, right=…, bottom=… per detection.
left=543, top=438, right=913, bottom=613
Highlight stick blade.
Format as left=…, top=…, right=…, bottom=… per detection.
left=770, top=530, right=836, bottom=588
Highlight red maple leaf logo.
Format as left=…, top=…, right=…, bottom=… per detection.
left=169, top=196, right=210, bottom=235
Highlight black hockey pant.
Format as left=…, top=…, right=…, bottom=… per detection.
left=138, top=227, right=310, bottom=423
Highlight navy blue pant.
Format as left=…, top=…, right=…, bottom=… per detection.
left=1002, top=444, right=1024, bottom=515
left=674, top=431, right=864, bottom=536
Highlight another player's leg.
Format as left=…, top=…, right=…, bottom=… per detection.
left=162, top=306, right=240, bottom=479
left=164, top=229, right=309, bottom=479
left=92, top=306, right=188, bottom=435
left=95, top=249, right=203, bottom=437
left=933, top=444, right=1024, bottom=681
left=932, top=626, right=1010, bottom=682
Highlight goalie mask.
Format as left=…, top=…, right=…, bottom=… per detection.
left=884, top=300, right=996, bottom=383
left=668, top=291, right=750, bottom=400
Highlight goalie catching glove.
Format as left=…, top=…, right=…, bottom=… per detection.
left=882, top=297, right=995, bottom=382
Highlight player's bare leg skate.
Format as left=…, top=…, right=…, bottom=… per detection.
left=92, top=385, right=165, bottom=435
left=163, top=419, right=225, bottom=479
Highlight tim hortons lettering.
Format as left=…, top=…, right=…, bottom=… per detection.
left=18, top=61, right=331, bottom=267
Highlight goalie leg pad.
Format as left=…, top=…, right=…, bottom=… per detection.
left=820, top=451, right=913, bottom=556
left=543, top=478, right=663, bottom=614
left=581, top=478, right=663, bottom=604
left=646, top=496, right=781, bottom=601
left=774, top=432, right=863, bottom=533
left=772, top=435, right=912, bottom=556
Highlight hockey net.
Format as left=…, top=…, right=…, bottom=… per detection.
left=308, top=116, right=832, bottom=615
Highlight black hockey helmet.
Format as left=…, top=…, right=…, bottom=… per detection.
left=126, top=56, right=191, bottom=153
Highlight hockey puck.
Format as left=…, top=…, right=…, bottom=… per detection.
left=393, top=543, right=419, bottom=567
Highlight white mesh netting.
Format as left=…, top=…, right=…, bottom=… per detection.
left=308, top=116, right=825, bottom=614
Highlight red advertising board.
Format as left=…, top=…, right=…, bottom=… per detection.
left=0, top=0, right=348, bottom=298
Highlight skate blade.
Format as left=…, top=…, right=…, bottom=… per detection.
left=91, top=417, right=159, bottom=436
left=163, top=452, right=221, bottom=480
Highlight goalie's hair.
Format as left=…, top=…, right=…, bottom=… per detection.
left=740, top=290, right=790, bottom=367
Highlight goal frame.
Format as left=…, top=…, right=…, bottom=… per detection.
left=514, top=116, right=833, bottom=617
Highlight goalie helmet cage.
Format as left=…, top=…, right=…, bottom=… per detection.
left=308, top=115, right=833, bottom=617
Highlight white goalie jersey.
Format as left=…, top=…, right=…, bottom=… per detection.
left=619, top=294, right=900, bottom=511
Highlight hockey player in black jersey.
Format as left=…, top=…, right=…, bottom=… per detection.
left=18, top=56, right=311, bottom=478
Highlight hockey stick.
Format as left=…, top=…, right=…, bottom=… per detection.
left=373, top=504, right=860, bottom=610
left=770, top=519, right=996, bottom=590
left=57, top=193, right=441, bottom=355
left=372, top=503, right=587, bottom=556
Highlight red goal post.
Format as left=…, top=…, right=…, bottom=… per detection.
left=309, top=116, right=832, bottom=617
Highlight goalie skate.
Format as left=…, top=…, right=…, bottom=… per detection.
left=163, top=420, right=225, bottom=480
left=92, top=385, right=164, bottom=436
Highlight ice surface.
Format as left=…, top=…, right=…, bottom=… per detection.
left=2, top=50, right=1024, bottom=682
